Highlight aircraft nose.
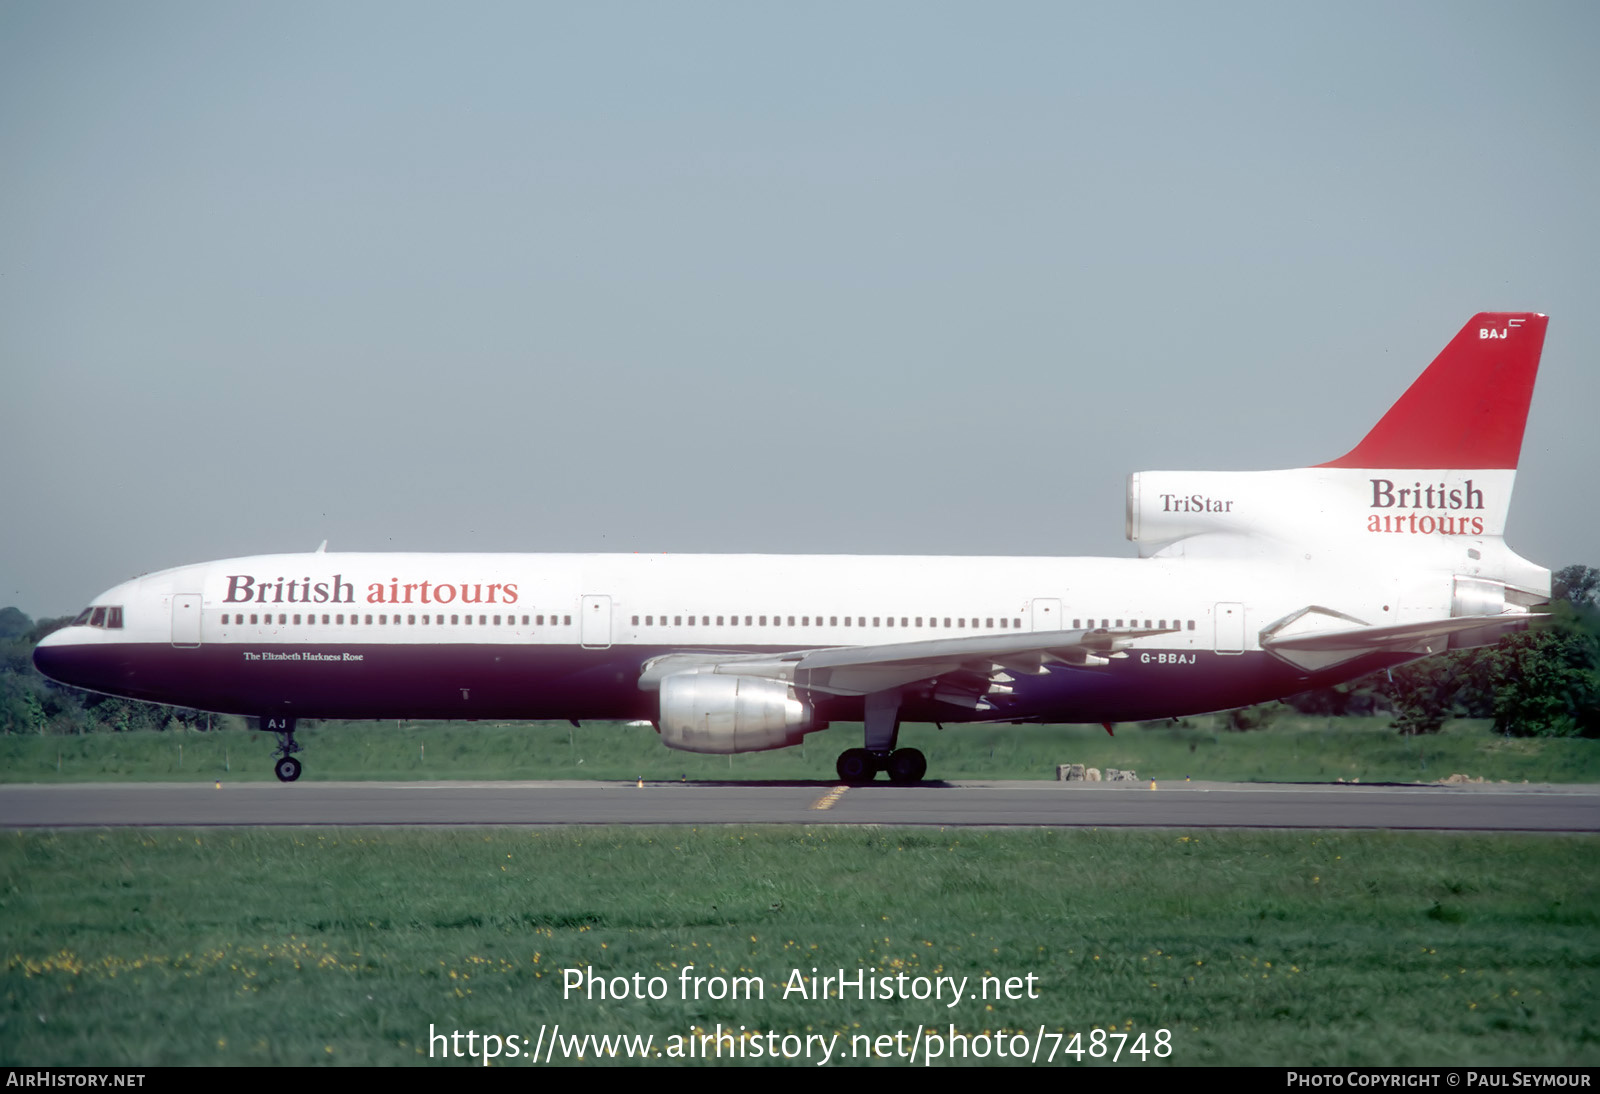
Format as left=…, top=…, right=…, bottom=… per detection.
left=32, top=628, right=100, bottom=691
left=32, top=630, right=72, bottom=683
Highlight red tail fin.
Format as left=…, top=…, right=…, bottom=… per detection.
left=1319, top=313, right=1547, bottom=470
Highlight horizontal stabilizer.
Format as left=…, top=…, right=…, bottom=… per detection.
left=1261, top=612, right=1536, bottom=672
left=1263, top=613, right=1537, bottom=652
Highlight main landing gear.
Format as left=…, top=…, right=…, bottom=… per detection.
left=836, top=746, right=927, bottom=785
left=834, top=690, right=927, bottom=784
left=263, top=715, right=303, bottom=782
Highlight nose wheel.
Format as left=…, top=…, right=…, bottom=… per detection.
left=264, top=716, right=304, bottom=782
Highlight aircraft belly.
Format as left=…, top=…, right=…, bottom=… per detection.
left=36, top=641, right=1421, bottom=727
left=905, top=649, right=1414, bottom=725
left=36, top=642, right=661, bottom=721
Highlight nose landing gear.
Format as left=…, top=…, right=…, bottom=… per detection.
left=263, top=716, right=303, bottom=782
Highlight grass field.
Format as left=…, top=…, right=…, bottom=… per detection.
left=2, top=826, right=1596, bottom=1066
left=4, top=722, right=1595, bottom=1066
left=2, top=715, right=1597, bottom=785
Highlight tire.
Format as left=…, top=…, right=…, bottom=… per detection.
left=885, top=748, right=927, bottom=784
left=836, top=748, right=877, bottom=783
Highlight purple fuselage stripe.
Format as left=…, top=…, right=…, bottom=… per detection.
left=33, top=641, right=1406, bottom=724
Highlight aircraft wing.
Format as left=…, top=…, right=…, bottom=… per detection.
left=639, top=627, right=1177, bottom=704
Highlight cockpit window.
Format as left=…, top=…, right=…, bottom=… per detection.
left=72, top=605, right=125, bottom=629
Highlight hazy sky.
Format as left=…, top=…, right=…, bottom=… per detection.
left=3, top=1, right=1596, bottom=617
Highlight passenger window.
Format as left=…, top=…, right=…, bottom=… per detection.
left=802, top=616, right=809, bottom=626
left=563, top=615, right=571, bottom=625
left=744, top=616, right=752, bottom=626
left=873, top=617, right=880, bottom=627
left=916, top=617, right=923, bottom=627
left=1188, top=620, right=1195, bottom=630
left=943, top=618, right=950, bottom=628
left=377, top=615, right=385, bottom=625
left=843, top=617, right=850, bottom=627
left=717, top=616, right=724, bottom=626
left=830, top=616, right=837, bottom=626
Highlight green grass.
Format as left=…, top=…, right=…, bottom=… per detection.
left=2, top=716, right=1596, bottom=784
left=2, top=827, right=1596, bottom=1066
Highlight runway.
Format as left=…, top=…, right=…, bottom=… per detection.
left=2, top=779, right=1597, bottom=830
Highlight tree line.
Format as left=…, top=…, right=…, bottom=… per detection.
left=2, top=566, right=1596, bottom=738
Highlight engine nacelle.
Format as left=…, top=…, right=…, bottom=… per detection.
left=1448, top=576, right=1526, bottom=649
left=658, top=673, right=817, bottom=755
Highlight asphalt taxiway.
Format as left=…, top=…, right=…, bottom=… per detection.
left=2, top=779, right=1596, bottom=830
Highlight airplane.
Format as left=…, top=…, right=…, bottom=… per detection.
left=33, top=312, right=1551, bottom=784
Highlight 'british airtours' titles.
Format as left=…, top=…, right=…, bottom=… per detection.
left=224, top=575, right=520, bottom=606
left=1367, top=478, right=1487, bottom=536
